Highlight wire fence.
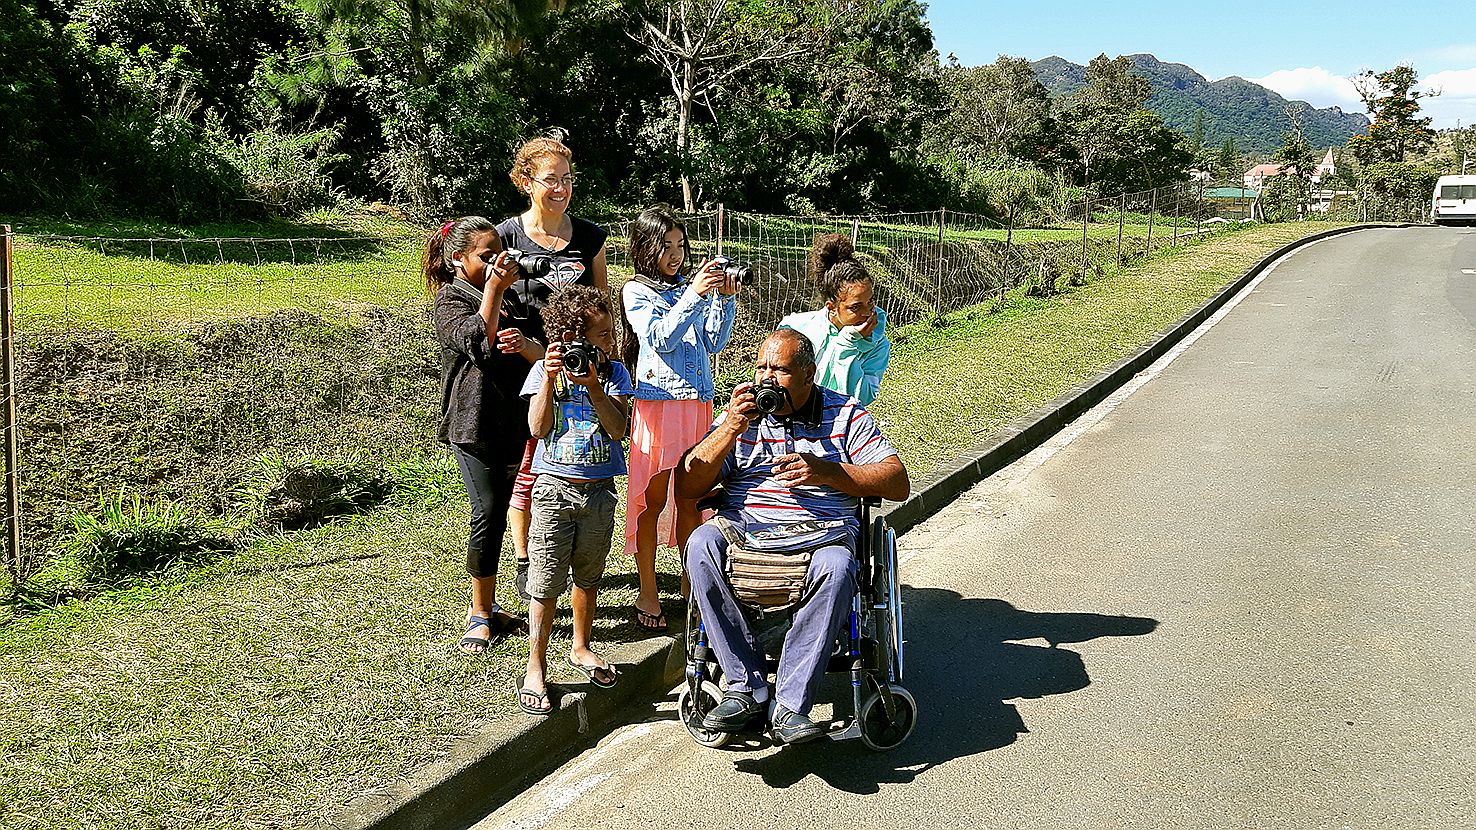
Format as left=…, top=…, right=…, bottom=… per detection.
left=0, top=178, right=1417, bottom=594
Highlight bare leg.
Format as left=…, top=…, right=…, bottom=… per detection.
left=633, top=469, right=671, bottom=622
left=509, top=506, right=531, bottom=564
left=522, top=596, right=558, bottom=708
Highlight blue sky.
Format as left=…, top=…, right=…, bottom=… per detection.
left=923, top=0, right=1476, bottom=128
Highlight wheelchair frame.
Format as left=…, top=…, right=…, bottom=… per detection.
left=677, top=499, right=917, bottom=751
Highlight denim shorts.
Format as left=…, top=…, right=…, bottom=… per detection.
left=527, top=476, right=618, bottom=598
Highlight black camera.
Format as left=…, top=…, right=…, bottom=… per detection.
left=506, top=248, right=553, bottom=278
left=560, top=338, right=599, bottom=378
left=752, top=378, right=789, bottom=415
left=713, top=255, right=756, bottom=285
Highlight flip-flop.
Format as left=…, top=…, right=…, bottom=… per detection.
left=514, top=674, right=553, bottom=716
left=633, top=605, right=668, bottom=632
left=459, top=615, right=493, bottom=655
left=566, top=655, right=619, bottom=689
left=490, top=611, right=529, bottom=638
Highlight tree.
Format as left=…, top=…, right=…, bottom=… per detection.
left=1272, top=108, right=1317, bottom=218
left=933, top=54, right=1056, bottom=164
left=630, top=0, right=824, bottom=210
left=1217, top=138, right=1240, bottom=181
left=1348, top=65, right=1436, bottom=164
left=1059, top=54, right=1189, bottom=192
left=978, top=163, right=1052, bottom=245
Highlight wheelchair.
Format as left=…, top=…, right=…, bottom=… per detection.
left=677, top=498, right=917, bottom=751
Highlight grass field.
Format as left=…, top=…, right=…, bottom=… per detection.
left=0, top=219, right=1347, bottom=829
left=6, top=209, right=1203, bottom=331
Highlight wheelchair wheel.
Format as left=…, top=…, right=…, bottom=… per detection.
left=869, top=521, right=904, bottom=682
left=677, top=680, right=731, bottom=748
left=857, top=684, right=917, bottom=752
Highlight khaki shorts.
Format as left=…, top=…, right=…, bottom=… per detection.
left=527, top=476, right=618, bottom=599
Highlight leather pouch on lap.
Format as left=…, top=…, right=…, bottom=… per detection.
left=715, top=517, right=833, bottom=613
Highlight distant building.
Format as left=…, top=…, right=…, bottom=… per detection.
left=1244, top=148, right=1337, bottom=189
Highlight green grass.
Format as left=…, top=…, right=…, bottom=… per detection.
left=0, top=216, right=1346, bottom=829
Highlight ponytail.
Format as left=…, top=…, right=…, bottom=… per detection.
left=808, top=232, right=872, bottom=304
left=422, top=216, right=499, bottom=299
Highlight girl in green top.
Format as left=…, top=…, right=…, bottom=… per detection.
left=777, top=233, right=891, bottom=406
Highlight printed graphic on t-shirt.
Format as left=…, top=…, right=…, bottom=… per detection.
left=542, top=256, right=587, bottom=291
left=548, top=394, right=612, bottom=466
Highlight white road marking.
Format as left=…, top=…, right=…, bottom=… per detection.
left=483, top=722, right=664, bottom=830
left=1461, top=269, right=1475, bottom=275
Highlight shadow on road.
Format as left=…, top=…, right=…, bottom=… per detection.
left=728, top=587, right=1158, bottom=793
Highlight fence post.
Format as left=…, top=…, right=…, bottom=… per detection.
left=1, top=225, right=20, bottom=590
left=1173, top=187, right=1180, bottom=244
left=1116, top=193, right=1126, bottom=266
left=1197, top=179, right=1204, bottom=235
left=1145, top=189, right=1156, bottom=256
left=850, top=218, right=860, bottom=245
left=934, top=208, right=946, bottom=320
left=715, top=203, right=725, bottom=258
left=1081, top=194, right=1090, bottom=283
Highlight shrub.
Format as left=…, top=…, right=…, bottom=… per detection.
left=216, top=122, right=349, bottom=215
left=239, top=452, right=392, bottom=529
left=69, top=492, right=233, bottom=582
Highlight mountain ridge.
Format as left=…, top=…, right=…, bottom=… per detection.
left=1030, top=54, right=1370, bottom=155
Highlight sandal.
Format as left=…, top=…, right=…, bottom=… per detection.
left=460, top=615, right=493, bottom=655
left=515, top=674, right=553, bottom=716
left=566, top=655, right=619, bottom=689
left=633, top=605, right=668, bottom=632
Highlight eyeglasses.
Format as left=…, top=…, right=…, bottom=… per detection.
left=534, top=174, right=577, bottom=188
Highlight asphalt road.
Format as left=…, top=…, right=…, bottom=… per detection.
left=472, top=227, right=1476, bottom=830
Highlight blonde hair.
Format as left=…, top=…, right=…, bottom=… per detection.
left=510, top=137, right=573, bottom=190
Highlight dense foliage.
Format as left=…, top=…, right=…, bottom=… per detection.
left=3, top=0, right=1246, bottom=221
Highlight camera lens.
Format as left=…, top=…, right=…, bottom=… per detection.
left=562, top=342, right=589, bottom=376
left=752, top=379, right=786, bottom=415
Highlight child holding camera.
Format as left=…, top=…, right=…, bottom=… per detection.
left=778, top=233, right=890, bottom=406
left=516, top=286, right=633, bottom=715
left=424, top=216, right=543, bottom=655
left=618, top=205, right=739, bottom=632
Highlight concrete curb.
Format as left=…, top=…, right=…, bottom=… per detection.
left=333, top=222, right=1401, bottom=830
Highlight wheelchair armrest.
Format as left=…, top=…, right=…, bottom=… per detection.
left=696, top=486, right=726, bottom=513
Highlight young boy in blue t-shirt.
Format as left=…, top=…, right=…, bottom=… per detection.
left=515, top=286, right=634, bottom=715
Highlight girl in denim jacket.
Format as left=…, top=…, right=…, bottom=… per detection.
left=618, top=205, right=738, bottom=631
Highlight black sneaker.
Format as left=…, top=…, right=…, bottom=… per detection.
left=770, top=703, right=824, bottom=745
left=515, top=559, right=531, bottom=602
left=701, top=691, right=766, bottom=732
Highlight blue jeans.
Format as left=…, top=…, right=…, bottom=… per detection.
left=686, top=522, right=857, bottom=716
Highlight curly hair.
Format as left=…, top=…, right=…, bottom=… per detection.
left=509, top=136, right=574, bottom=189
left=540, top=284, right=613, bottom=343
left=808, top=232, right=873, bottom=304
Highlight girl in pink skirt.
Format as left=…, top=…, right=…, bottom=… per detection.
left=619, top=205, right=739, bottom=631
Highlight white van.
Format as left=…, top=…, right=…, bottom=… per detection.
left=1432, top=175, right=1476, bottom=225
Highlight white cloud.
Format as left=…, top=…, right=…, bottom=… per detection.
left=1422, top=68, right=1476, bottom=128
left=1250, top=67, right=1363, bottom=112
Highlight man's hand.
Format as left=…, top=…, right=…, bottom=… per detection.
left=724, top=381, right=758, bottom=434
left=772, top=452, right=837, bottom=488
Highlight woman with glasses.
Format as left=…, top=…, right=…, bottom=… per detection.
left=777, top=233, right=891, bottom=407
left=497, top=136, right=611, bottom=601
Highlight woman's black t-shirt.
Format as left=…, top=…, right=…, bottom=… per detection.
left=496, top=215, right=608, bottom=344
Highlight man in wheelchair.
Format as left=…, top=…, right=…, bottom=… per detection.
left=675, top=329, right=910, bottom=744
